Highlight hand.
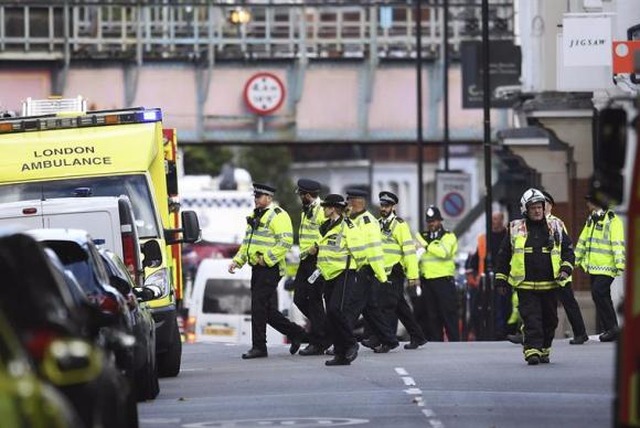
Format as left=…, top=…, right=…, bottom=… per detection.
left=408, top=278, right=420, bottom=287
left=495, top=278, right=508, bottom=289
left=308, top=244, right=318, bottom=256
left=228, top=262, right=238, bottom=274
left=556, top=271, right=569, bottom=281
left=257, top=255, right=266, bottom=266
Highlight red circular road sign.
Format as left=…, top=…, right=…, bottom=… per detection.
left=442, top=191, right=465, bottom=218
left=243, top=72, right=286, bottom=115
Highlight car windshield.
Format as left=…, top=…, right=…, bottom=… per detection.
left=0, top=175, right=159, bottom=238
left=202, top=279, right=253, bottom=315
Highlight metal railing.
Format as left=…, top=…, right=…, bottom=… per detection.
left=0, top=1, right=514, bottom=62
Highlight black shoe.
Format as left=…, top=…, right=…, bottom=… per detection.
left=325, top=356, right=350, bottom=366
left=404, top=338, right=428, bottom=350
left=570, top=334, right=589, bottom=345
left=299, top=344, right=324, bottom=356
left=325, top=347, right=335, bottom=356
left=507, top=333, right=523, bottom=344
left=289, top=337, right=303, bottom=355
left=360, top=338, right=380, bottom=350
left=540, top=355, right=550, bottom=364
left=345, top=343, right=359, bottom=362
left=526, top=355, right=540, bottom=366
left=242, top=348, right=268, bottom=359
left=599, top=329, right=619, bottom=342
left=373, top=342, right=398, bottom=354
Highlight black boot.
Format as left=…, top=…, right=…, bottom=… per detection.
left=325, top=356, right=350, bottom=366
left=242, top=348, right=268, bottom=359
left=569, top=334, right=589, bottom=345
left=299, top=344, right=324, bottom=356
left=404, top=338, right=428, bottom=350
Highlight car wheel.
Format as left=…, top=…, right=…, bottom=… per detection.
left=157, top=317, right=182, bottom=378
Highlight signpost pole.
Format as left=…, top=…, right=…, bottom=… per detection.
left=415, top=0, right=425, bottom=226
left=443, top=0, right=450, bottom=171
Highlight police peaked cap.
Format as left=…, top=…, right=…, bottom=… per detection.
left=425, top=205, right=443, bottom=221
left=379, top=191, right=399, bottom=205
left=321, top=194, right=347, bottom=208
left=541, top=190, right=555, bottom=206
left=346, top=188, right=368, bottom=199
left=296, top=178, right=321, bottom=194
left=252, top=182, right=276, bottom=196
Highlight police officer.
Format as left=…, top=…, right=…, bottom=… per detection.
left=229, top=183, right=307, bottom=359
left=541, top=190, right=588, bottom=345
left=316, top=194, right=366, bottom=366
left=292, top=178, right=330, bottom=355
left=376, top=191, right=427, bottom=350
left=415, top=205, right=460, bottom=342
left=495, top=188, right=575, bottom=365
left=346, top=188, right=399, bottom=353
left=575, top=194, right=625, bottom=342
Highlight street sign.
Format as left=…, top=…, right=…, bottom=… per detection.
left=436, top=171, right=472, bottom=228
left=243, top=72, right=285, bottom=115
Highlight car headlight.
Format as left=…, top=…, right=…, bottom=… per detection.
left=144, top=268, right=171, bottom=298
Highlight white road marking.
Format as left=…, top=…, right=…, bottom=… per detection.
left=422, top=409, right=435, bottom=417
left=402, top=376, right=416, bottom=386
left=395, top=367, right=408, bottom=375
left=404, top=387, right=423, bottom=395
left=429, top=420, right=444, bottom=428
left=395, top=367, right=444, bottom=427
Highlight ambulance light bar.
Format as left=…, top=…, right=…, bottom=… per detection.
left=23, top=96, right=87, bottom=116
left=0, top=108, right=163, bottom=134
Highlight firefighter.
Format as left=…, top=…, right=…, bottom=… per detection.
left=415, top=205, right=460, bottom=342
left=541, top=190, right=588, bottom=345
left=495, top=188, right=575, bottom=365
left=375, top=191, right=427, bottom=350
left=292, top=178, right=330, bottom=355
left=316, top=194, right=366, bottom=366
left=346, top=188, right=398, bottom=354
left=575, top=194, right=625, bottom=342
left=229, top=182, right=307, bottom=359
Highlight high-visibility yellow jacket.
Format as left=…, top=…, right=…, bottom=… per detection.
left=350, top=210, right=388, bottom=283
left=298, top=198, right=325, bottom=260
left=415, top=229, right=458, bottom=279
left=575, top=209, right=625, bottom=277
left=317, top=216, right=366, bottom=281
left=495, top=217, right=573, bottom=290
left=232, top=204, right=294, bottom=275
left=379, top=213, right=419, bottom=280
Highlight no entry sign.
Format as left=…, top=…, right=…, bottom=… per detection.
left=435, top=171, right=472, bottom=228
left=243, top=72, right=285, bottom=115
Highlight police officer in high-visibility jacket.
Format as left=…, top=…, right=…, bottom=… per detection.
left=229, top=183, right=307, bottom=360
left=292, top=178, right=330, bottom=356
left=346, top=188, right=398, bottom=354
left=415, top=205, right=460, bottom=342
left=575, top=193, right=625, bottom=342
left=495, top=188, right=575, bottom=365
left=376, top=191, right=427, bottom=350
left=316, top=194, right=366, bottom=366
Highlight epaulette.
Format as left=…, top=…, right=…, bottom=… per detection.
left=274, top=207, right=282, bottom=214
left=396, top=217, right=405, bottom=223
left=607, top=211, right=615, bottom=220
left=345, top=218, right=355, bottom=228
left=363, top=216, right=371, bottom=224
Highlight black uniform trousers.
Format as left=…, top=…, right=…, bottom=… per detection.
left=325, top=270, right=362, bottom=357
left=250, top=265, right=305, bottom=351
left=590, top=274, right=618, bottom=333
left=379, top=264, right=425, bottom=342
left=293, top=255, right=329, bottom=347
left=422, top=276, right=460, bottom=342
left=354, top=267, right=398, bottom=346
left=556, top=282, right=587, bottom=337
left=518, top=288, right=558, bottom=350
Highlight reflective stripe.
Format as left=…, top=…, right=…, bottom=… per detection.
left=382, top=249, right=403, bottom=255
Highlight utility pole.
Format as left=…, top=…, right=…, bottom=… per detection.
left=415, top=0, right=424, bottom=225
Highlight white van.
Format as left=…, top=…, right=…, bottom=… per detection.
left=189, top=258, right=298, bottom=344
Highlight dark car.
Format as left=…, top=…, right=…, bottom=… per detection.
left=100, top=248, right=160, bottom=401
left=0, top=229, right=136, bottom=428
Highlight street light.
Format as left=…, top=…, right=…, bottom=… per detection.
left=228, top=7, right=251, bottom=26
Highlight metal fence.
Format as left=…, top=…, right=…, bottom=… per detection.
left=0, top=1, right=514, bottom=62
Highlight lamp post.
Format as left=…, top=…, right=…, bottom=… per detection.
left=415, top=0, right=424, bottom=226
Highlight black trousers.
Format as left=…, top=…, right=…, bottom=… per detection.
left=325, top=270, right=362, bottom=357
left=379, top=265, right=425, bottom=342
left=422, top=276, right=460, bottom=341
left=518, top=288, right=558, bottom=350
left=293, top=256, right=328, bottom=346
left=355, top=267, right=398, bottom=346
left=590, top=275, right=618, bottom=332
left=250, top=265, right=305, bottom=351
left=556, top=283, right=587, bottom=337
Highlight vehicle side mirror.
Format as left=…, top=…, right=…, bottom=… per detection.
left=108, top=274, right=131, bottom=296
left=181, top=211, right=201, bottom=243
left=141, top=240, right=162, bottom=269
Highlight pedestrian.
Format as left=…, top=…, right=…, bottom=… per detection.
left=316, top=194, right=366, bottom=366
left=415, top=205, right=460, bottom=342
left=466, top=211, right=510, bottom=340
left=495, top=188, right=575, bottom=365
left=541, top=190, right=588, bottom=345
left=575, top=193, right=625, bottom=342
left=346, top=188, right=399, bottom=353
left=292, top=178, right=330, bottom=355
left=229, top=182, right=307, bottom=359
left=364, top=191, right=427, bottom=350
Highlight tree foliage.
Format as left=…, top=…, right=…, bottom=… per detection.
left=181, top=145, right=233, bottom=176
